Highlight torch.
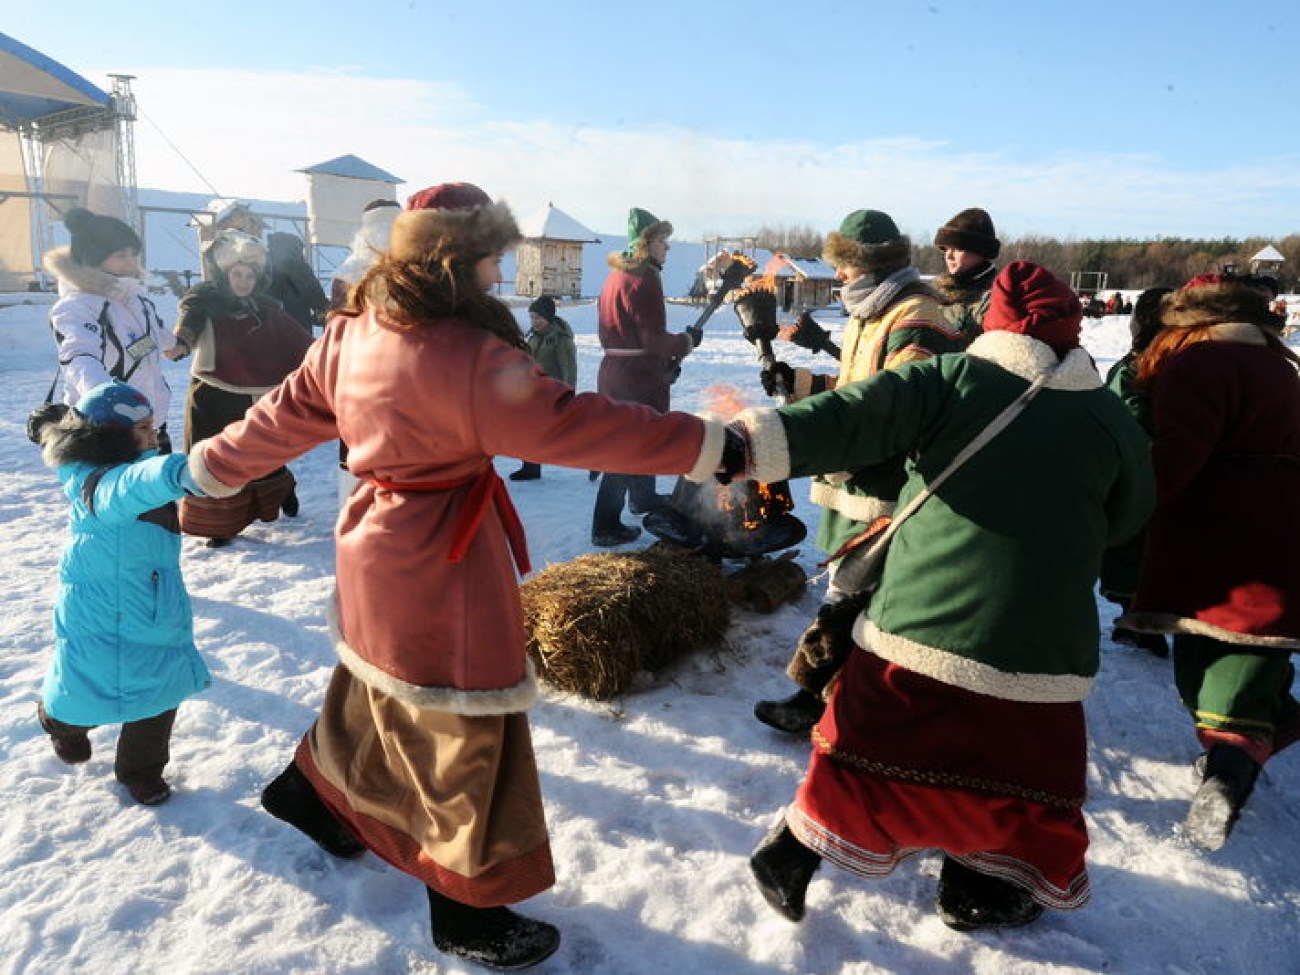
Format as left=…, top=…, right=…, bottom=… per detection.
left=669, top=253, right=757, bottom=385
left=779, top=310, right=841, bottom=360
left=732, top=285, right=787, bottom=403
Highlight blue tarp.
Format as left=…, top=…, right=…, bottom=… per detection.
left=0, top=33, right=109, bottom=129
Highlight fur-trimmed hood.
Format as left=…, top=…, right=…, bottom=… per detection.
left=42, top=247, right=142, bottom=305
left=965, top=330, right=1102, bottom=390
left=1162, top=280, right=1280, bottom=332
left=40, top=411, right=140, bottom=470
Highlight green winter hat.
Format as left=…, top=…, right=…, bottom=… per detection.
left=822, top=208, right=910, bottom=273
left=623, top=207, right=673, bottom=258
left=838, top=209, right=899, bottom=245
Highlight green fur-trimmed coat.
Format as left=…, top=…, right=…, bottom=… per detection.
left=788, top=286, right=966, bottom=557
left=735, top=330, right=1155, bottom=702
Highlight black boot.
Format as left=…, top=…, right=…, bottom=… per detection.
left=427, top=887, right=561, bottom=971
left=281, top=487, right=300, bottom=517
left=591, top=474, right=641, bottom=547
left=936, top=855, right=1044, bottom=931
left=37, top=703, right=91, bottom=765
left=754, top=689, right=825, bottom=734
left=749, top=820, right=821, bottom=921
left=1183, top=743, right=1260, bottom=852
left=260, top=762, right=366, bottom=858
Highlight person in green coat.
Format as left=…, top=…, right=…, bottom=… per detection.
left=509, top=295, right=579, bottom=481
left=1100, top=286, right=1173, bottom=656
left=720, top=262, right=1153, bottom=936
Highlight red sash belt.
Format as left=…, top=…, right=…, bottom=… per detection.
left=364, top=465, right=532, bottom=575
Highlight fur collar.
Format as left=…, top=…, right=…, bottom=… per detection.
left=606, top=251, right=660, bottom=275
left=966, top=330, right=1101, bottom=390
left=933, top=261, right=996, bottom=305
left=42, top=247, right=142, bottom=304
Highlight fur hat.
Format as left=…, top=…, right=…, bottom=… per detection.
left=208, top=230, right=268, bottom=274
left=75, top=380, right=152, bottom=429
left=822, top=209, right=911, bottom=273
left=528, top=295, right=557, bottom=322
left=390, top=182, right=520, bottom=263
left=934, top=207, right=1000, bottom=260
left=1163, top=274, right=1274, bottom=331
left=65, top=208, right=141, bottom=268
left=983, top=260, right=1082, bottom=356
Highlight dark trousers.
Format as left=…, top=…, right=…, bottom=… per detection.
left=41, top=706, right=177, bottom=783
left=592, top=473, right=657, bottom=531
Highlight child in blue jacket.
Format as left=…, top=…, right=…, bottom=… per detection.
left=35, top=381, right=211, bottom=805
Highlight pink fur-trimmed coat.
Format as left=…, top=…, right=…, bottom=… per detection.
left=191, top=308, right=724, bottom=712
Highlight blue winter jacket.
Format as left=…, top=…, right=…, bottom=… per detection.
left=44, top=451, right=211, bottom=725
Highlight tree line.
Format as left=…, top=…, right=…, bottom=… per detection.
left=748, top=225, right=1300, bottom=292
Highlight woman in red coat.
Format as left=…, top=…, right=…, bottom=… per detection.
left=1121, top=274, right=1300, bottom=852
left=187, top=184, right=724, bottom=970
left=591, top=207, right=700, bottom=546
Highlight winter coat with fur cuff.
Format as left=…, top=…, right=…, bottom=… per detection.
left=43, top=247, right=176, bottom=428
left=187, top=308, right=724, bottom=712
left=732, top=329, right=1155, bottom=702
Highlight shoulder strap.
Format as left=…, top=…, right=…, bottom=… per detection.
left=80, top=464, right=113, bottom=516
left=876, top=369, right=1054, bottom=544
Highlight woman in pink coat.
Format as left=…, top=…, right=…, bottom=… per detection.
left=188, top=183, right=725, bottom=971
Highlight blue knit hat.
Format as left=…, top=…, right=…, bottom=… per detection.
left=75, top=381, right=152, bottom=429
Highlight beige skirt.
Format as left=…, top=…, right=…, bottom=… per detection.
left=298, top=666, right=555, bottom=906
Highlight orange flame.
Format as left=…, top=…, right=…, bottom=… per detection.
left=701, top=384, right=753, bottom=421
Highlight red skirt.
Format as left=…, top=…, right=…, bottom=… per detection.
left=788, top=647, right=1092, bottom=910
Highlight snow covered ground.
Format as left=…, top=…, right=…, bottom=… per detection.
left=1, top=292, right=1298, bottom=975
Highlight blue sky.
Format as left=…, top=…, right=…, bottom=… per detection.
left=11, top=1, right=1299, bottom=240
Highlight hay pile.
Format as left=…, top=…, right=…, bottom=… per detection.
left=520, top=544, right=730, bottom=700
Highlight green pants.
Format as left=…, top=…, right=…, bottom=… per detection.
left=1174, top=634, right=1298, bottom=744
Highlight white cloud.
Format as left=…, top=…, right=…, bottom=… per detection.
left=115, top=67, right=1300, bottom=241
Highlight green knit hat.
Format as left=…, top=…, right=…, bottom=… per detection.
left=822, top=208, right=910, bottom=273
left=623, top=207, right=673, bottom=258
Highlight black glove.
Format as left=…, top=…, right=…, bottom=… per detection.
left=759, top=361, right=795, bottom=398
left=685, top=324, right=704, bottom=348
left=733, top=288, right=779, bottom=344
left=784, top=311, right=834, bottom=354
left=716, top=424, right=752, bottom=484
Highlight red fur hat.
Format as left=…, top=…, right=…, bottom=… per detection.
left=984, top=261, right=1083, bottom=357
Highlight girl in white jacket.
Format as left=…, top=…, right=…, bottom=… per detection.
left=43, top=208, right=183, bottom=447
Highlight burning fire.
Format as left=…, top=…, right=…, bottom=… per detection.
left=716, top=480, right=795, bottom=532
left=700, top=384, right=754, bottom=421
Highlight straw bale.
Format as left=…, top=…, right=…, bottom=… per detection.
left=520, top=544, right=730, bottom=699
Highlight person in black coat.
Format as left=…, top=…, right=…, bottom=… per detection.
left=266, top=232, right=328, bottom=333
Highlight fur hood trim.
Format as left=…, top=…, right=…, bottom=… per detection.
left=41, top=411, right=138, bottom=469
left=389, top=200, right=520, bottom=263
left=1163, top=282, right=1277, bottom=332
left=822, top=233, right=911, bottom=274
left=1118, top=611, right=1300, bottom=650
left=966, top=330, right=1101, bottom=390
left=42, top=247, right=141, bottom=302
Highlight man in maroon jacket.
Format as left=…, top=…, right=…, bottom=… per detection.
left=591, top=207, right=700, bottom=546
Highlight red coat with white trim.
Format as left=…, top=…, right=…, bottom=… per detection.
left=191, top=308, right=724, bottom=712
left=596, top=256, right=692, bottom=411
